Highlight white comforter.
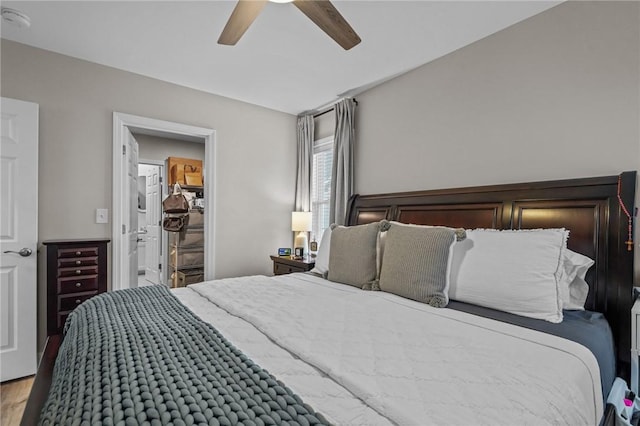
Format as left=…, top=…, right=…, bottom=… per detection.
left=174, top=273, right=602, bottom=426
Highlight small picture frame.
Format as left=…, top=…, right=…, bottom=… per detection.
left=310, top=241, right=318, bottom=252
left=294, top=247, right=304, bottom=257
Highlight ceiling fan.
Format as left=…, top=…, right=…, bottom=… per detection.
left=218, top=0, right=361, bottom=50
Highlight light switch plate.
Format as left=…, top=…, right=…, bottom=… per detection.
left=96, top=208, right=108, bottom=224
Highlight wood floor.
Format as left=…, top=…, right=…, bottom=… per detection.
left=1, top=376, right=34, bottom=426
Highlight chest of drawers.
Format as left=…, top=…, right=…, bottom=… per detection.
left=44, top=239, right=110, bottom=335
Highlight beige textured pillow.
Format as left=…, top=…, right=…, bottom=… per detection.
left=328, top=221, right=383, bottom=288
left=379, top=222, right=461, bottom=307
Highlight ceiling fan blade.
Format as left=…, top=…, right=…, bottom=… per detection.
left=293, top=0, right=361, bottom=50
left=218, top=0, right=268, bottom=46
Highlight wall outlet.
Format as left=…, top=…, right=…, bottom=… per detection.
left=96, top=208, right=108, bottom=224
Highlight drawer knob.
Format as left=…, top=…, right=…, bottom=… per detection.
left=75, top=282, right=81, bottom=288
left=75, top=251, right=81, bottom=256
left=75, top=270, right=81, bottom=275
left=75, top=260, right=82, bottom=265
left=75, top=299, right=81, bottom=304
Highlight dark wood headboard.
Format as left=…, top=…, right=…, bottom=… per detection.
left=346, top=171, right=636, bottom=380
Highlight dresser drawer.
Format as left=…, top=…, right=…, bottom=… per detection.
left=58, top=265, right=99, bottom=277
left=57, top=312, right=71, bottom=330
left=58, top=256, right=98, bottom=268
left=58, top=291, right=98, bottom=311
left=57, top=276, right=98, bottom=295
left=58, top=247, right=99, bottom=258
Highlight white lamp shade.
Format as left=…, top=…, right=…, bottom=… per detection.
left=291, top=212, right=312, bottom=232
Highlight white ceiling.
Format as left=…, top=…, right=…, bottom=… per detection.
left=1, top=1, right=559, bottom=115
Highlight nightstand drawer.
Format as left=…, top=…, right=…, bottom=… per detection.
left=274, top=262, right=306, bottom=275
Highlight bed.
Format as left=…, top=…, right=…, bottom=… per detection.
left=23, top=171, right=636, bottom=425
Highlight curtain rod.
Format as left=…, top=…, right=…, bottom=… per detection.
left=311, top=98, right=358, bottom=119
left=313, top=108, right=333, bottom=119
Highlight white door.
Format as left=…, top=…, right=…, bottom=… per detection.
left=126, top=130, right=139, bottom=288
left=145, top=165, right=161, bottom=285
left=0, top=97, right=38, bottom=382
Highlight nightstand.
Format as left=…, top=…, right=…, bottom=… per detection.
left=632, top=298, right=640, bottom=394
left=270, top=255, right=315, bottom=275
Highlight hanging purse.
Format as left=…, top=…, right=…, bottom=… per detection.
left=162, top=215, right=186, bottom=232
left=162, top=184, right=189, bottom=213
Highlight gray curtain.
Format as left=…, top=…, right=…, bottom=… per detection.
left=294, top=114, right=314, bottom=212
left=329, top=98, right=356, bottom=225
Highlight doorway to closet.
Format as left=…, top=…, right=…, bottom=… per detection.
left=134, top=134, right=207, bottom=287
left=112, top=113, right=216, bottom=291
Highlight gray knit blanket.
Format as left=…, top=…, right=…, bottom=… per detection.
left=39, top=285, right=330, bottom=426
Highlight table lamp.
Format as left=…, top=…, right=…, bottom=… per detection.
left=291, top=211, right=312, bottom=256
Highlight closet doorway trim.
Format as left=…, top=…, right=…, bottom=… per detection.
left=112, top=112, right=216, bottom=291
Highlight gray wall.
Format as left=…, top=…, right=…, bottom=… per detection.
left=136, top=134, right=206, bottom=163
left=354, top=0, right=640, bottom=282
left=1, top=40, right=297, bottom=349
left=355, top=1, right=639, bottom=194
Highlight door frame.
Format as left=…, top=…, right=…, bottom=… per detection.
left=112, top=112, right=216, bottom=291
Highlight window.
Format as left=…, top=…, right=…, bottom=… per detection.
left=311, top=136, right=333, bottom=245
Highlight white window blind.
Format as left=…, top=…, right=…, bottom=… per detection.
left=311, top=136, right=333, bottom=245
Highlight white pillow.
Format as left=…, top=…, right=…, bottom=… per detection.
left=558, top=249, right=594, bottom=310
left=310, top=226, right=332, bottom=277
left=449, top=228, right=567, bottom=323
